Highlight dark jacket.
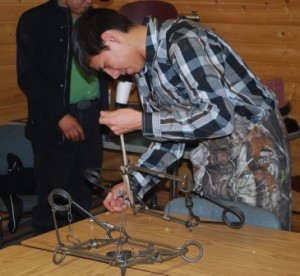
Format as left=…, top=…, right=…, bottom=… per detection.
left=16, top=0, right=109, bottom=145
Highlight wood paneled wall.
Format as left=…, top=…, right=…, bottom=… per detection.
left=1, top=0, right=300, bottom=175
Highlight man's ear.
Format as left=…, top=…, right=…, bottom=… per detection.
left=101, top=30, right=120, bottom=46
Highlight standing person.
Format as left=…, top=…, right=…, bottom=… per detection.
left=16, top=1, right=109, bottom=235
left=72, top=8, right=291, bottom=230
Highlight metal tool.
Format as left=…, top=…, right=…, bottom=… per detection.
left=119, top=134, right=134, bottom=206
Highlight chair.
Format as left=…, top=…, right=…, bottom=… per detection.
left=119, top=0, right=178, bottom=24
left=164, top=196, right=281, bottom=230
left=0, top=124, right=37, bottom=247
left=0, top=125, right=36, bottom=218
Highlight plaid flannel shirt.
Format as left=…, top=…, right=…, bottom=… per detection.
left=133, top=17, right=277, bottom=198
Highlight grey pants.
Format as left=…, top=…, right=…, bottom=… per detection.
left=190, top=110, right=291, bottom=230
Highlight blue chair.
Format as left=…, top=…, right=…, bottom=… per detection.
left=0, top=124, right=37, bottom=245
left=0, top=124, right=33, bottom=174
left=164, top=196, right=281, bottom=230
left=0, top=124, right=37, bottom=212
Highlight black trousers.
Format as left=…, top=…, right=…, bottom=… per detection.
left=31, top=101, right=103, bottom=234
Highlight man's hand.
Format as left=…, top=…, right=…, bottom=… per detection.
left=103, top=182, right=128, bottom=212
left=99, top=108, right=142, bottom=136
left=58, top=114, right=85, bottom=142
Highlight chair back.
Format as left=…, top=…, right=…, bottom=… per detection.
left=119, top=0, right=178, bottom=24
left=165, top=196, right=282, bottom=230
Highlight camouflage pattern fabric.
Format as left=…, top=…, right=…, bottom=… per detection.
left=190, top=110, right=291, bottom=230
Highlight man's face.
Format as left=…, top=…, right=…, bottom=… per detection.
left=61, top=0, right=92, bottom=16
left=89, top=31, right=145, bottom=79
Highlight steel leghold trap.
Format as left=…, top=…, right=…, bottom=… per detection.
left=48, top=188, right=203, bottom=276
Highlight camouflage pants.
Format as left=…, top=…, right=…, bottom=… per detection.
left=190, top=110, right=291, bottom=230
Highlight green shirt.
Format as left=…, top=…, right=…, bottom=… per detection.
left=57, top=0, right=99, bottom=104
left=69, top=59, right=99, bottom=104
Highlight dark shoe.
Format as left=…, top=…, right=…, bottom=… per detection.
left=1, top=194, right=23, bottom=233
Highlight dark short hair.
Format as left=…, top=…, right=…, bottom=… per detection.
left=72, top=8, right=135, bottom=74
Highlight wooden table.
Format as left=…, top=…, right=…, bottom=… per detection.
left=0, top=245, right=122, bottom=275
left=20, top=210, right=300, bottom=275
